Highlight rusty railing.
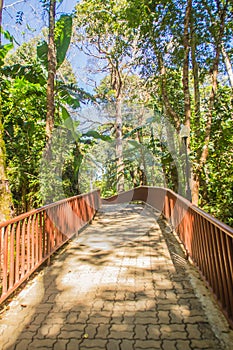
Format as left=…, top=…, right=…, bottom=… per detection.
left=102, top=186, right=233, bottom=328
left=0, top=190, right=100, bottom=305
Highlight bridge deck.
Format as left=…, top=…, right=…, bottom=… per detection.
left=0, top=204, right=232, bottom=350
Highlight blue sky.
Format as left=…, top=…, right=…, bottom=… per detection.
left=2, top=0, right=102, bottom=92
left=2, top=0, right=77, bottom=44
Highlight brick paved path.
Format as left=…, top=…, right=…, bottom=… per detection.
left=0, top=204, right=232, bottom=350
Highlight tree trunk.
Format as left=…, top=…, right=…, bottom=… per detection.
left=158, top=54, right=180, bottom=132
left=46, top=0, right=57, bottom=139
left=137, top=109, right=147, bottom=186
left=183, top=0, right=192, bottom=130
left=115, top=94, right=124, bottom=192
left=0, top=0, right=3, bottom=44
left=190, top=13, right=201, bottom=131
left=221, top=43, right=233, bottom=90
left=192, top=2, right=227, bottom=205
left=0, top=0, right=13, bottom=221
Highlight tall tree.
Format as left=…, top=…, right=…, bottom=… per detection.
left=191, top=0, right=230, bottom=204
left=74, top=0, right=137, bottom=193
left=0, top=0, right=13, bottom=220
left=124, top=0, right=232, bottom=205
left=46, top=0, right=57, bottom=139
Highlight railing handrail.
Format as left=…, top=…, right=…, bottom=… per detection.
left=0, top=189, right=101, bottom=305
left=1, top=186, right=233, bottom=328
left=103, top=185, right=233, bottom=236
left=0, top=190, right=100, bottom=228
left=103, top=186, right=233, bottom=328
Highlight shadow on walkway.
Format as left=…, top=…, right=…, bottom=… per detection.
left=0, top=204, right=232, bottom=350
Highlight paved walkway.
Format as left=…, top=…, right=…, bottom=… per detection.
left=0, top=204, right=233, bottom=350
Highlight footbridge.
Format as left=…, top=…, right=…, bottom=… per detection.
left=0, top=187, right=233, bottom=349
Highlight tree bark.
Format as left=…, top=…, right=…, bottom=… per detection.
left=115, top=94, right=124, bottom=193
left=111, top=60, right=125, bottom=193
left=183, top=0, right=192, bottom=130
left=137, top=109, right=147, bottom=186
left=0, top=0, right=3, bottom=45
left=221, top=43, right=233, bottom=90
left=46, top=0, right=57, bottom=140
left=0, top=0, right=13, bottom=221
left=158, top=54, right=181, bottom=132
left=192, top=1, right=227, bottom=205
left=190, top=13, right=201, bottom=130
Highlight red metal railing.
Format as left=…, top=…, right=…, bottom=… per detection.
left=102, top=186, right=233, bottom=328
left=0, top=190, right=100, bottom=304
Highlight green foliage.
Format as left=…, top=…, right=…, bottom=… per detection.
left=0, top=30, right=13, bottom=66
left=200, top=86, right=233, bottom=226
left=1, top=0, right=232, bottom=229
left=3, top=76, right=47, bottom=213
left=37, top=14, right=73, bottom=69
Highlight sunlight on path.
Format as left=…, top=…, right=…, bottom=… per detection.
left=0, top=204, right=232, bottom=350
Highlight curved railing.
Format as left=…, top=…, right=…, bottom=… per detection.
left=0, top=190, right=101, bottom=305
left=1, top=186, right=232, bottom=328
left=103, top=186, right=233, bottom=328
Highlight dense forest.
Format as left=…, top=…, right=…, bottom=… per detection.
left=0, top=0, right=232, bottom=226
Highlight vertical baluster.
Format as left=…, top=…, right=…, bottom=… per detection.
left=210, top=223, right=222, bottom=301
left=196, top=214, right=206, bottom=277
left=3, top=226, right=8, bottom=294
left=21, top=219, right=26, bottom=278
left=26, top=217, right=31, bottom=272
left=219, top=231, right=233, bottom=318
left=190, top=211, right=198, bottom=264
left=204, top=221, right=215, bottom=292
left=31, top=214, right=35, bottom=268
left=215, top=226, right=228, bottom=310
left=42, top=211, right=46, bottom=258
left=0, top=227, right=3, bottom=296
left=35, top=213, right=39, bottom=265
left=9, top=223, right=15, bottom=289
left=225, top=235, right=233, bottom=320
left=15, top=221, right=21, bottom=282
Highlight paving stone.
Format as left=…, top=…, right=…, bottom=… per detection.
left=53, top=339, right=69, bottom=350
left=110, top=324, right=134, bottom=332
left=62, top=323, right=85, bottom=332
left=135, top=339, right=162, bottom=349
left=58, top=330, right=83, bottom=339
left=135, top=317, right=157, bottom=325
left=158, top=310, right=170, bottom=324
left=120, top=339, right=134, bottom=350
left=109, top=330, right=134, bottom=339
left=106, top=339, right=121, bottom=350
left=84, top=324, right=98, bottom=338
left=191, top=338, right=220, bottom=349
left=67, top=338, right=82, bottom=349
left=176, top=339, right=192, bottom=350
left=14, top=340, right=32, bottom=350
left=28, top=338, right=56, bottom=348
left=96, top=324, right=110, bottom=338
left=16, top=331, right=35, bottom=340
left=162, top=340, right=177, bottom=350
left=147, top=325, right=160, bottom=340
left=134, top=324, right=147, bottom=339
left=81, top=338, right=107, bottom=348
left=186, top=323, right=202, bottom=339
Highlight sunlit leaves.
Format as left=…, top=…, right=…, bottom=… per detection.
left=37, top=14, right=72, bottom=69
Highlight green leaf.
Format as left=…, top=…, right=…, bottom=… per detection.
left=37, top=15, right=72, bottom=69
left=123, top=125, right=143, bottom=139
left=55, top=15, right=73, bottom=68
left=37, top=40, right=48, bottom=68
left=82, top=130, right=111, bottom=141
left=61, top=106, right=80, bottom=140
left=0, top=31, right=14, bottom=66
